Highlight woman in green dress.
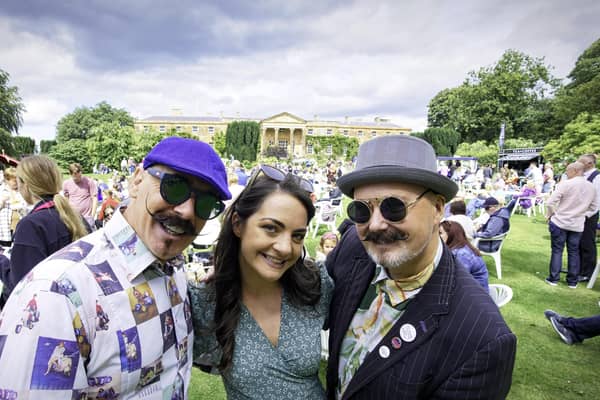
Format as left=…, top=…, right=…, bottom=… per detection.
left=190, top=165, right=333, bottom=399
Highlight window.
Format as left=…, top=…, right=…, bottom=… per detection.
left=208, top=126, right=215, bottom=134
left=386, top=131, right=390, bottom=135
left=343, top=129, right=349, bottom=136
left=326, top=145, right=333, bottom=155
left=279, top=140, right=288, bottom=150
left=192, top=126, right=199, bottom=133
left=306, top=143, right=314, bottom=154
left=371, top=130, right=377, bottom=137
left=307, top=128, right=313, bottom=135
left=159, top=125, right=166, bottom=133
left=357, top=130, right=363, bottom=137
left=176, top=126, right=182, bottom=132
left=326, top=129, right=332, bottom=135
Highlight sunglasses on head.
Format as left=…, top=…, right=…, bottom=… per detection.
left=347, top=189, right=431, bottom=224
left=146, top=167, right=225, bottom=220
left=248, top=164, right=314, bottom=193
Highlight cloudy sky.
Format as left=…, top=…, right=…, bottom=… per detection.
left=1, top=0, right=599, bottom=143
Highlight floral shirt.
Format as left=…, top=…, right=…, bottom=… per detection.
left=337, top=240, right=443, bottom=398
left=0, top=210, right=193, bottom=399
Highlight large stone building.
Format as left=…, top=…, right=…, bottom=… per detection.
left=134, top=112, right=411, bottom=158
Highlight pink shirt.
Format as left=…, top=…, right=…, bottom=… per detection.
left=546, top=176, right=598, bottom=232
left=62, top=176, right=97, bottom=217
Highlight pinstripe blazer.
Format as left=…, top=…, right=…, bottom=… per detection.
left=325, top=226, right=516, bottom=399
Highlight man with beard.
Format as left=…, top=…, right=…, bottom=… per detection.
left=0, top=137, right=230, bottom=397
left=325, top=135, right=516, bottom=399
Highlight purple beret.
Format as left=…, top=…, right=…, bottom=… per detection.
left=143, top=137, right=231, bottom=200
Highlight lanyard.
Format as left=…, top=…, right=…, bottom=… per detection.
left=33, top=201, right=55, bottom=213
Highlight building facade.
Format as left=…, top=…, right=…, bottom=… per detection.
left=134, top=112, right=411, bottom=158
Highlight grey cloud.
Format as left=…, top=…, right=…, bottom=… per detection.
left=0, top=0, right=345, bottom=71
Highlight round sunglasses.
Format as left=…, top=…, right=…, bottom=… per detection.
left=347, top=189, right=431, bottom=224
left=146, top=167, right=225, bottom=220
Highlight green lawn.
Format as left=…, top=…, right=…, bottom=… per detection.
left=188, top=211, right=600, bottom=399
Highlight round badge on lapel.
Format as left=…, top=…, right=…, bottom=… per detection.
left=399, top=323, right=417, bottom=343
left=378, top=345, right=390, bottom=359
left=391, top=336, right=402, bottom=349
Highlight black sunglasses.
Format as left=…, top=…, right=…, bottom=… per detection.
left=248, top=165, right=314, bottom=193
left=146, top=167, right=225, bottom=220
left=347, top=189, right=431, bottom=224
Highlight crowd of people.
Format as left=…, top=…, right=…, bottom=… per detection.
left=0, top=133, right=598, bottom=398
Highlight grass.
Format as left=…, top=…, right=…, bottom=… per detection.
left=190, top=208, right=600, bottom=399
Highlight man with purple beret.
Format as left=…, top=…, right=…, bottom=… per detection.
left=0, top=137, right=230, bottom=398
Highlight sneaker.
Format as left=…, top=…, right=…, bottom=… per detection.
left=577, top=276, right=590, bottom=282
left=568, top=283, right=577, bottom=289
left=544, top=309, right=561, bottom=322
left=545, top=278, right=558, bottom=286
left=548, top=315, right=575, bottom=345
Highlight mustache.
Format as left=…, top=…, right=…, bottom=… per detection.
left=153, top=213, right=197, bottom=236
left=145, top=196, right=197, bottom=236
left=362, top=228, right=408, bottom=243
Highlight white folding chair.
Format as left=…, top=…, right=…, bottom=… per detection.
left=329, top=198, right=344, bottom=217
left=473, top=231, right=509, bottom=279
left=489, top=284, right=513, bottom=307
left=587, top=261, right=600, bottom=289
left=312, top=202, right=338, bottom=238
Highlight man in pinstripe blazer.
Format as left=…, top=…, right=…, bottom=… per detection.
left=325, top=135, right=516, bottom=399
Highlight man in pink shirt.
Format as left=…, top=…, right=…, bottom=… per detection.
left=62, top=163, right=98, bottom=229
left=545, top=162, right=598, bottom=288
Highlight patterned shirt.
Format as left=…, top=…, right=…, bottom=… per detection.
left=0, top=209, right=193, bottom=399
left=337, top=240, right=443, bottom=398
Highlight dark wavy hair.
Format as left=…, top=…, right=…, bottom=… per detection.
left=212, top=174, right=317, bottom=372
left=440, top=220, right=481, bottom=256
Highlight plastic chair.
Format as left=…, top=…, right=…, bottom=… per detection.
left=513, top=196, right=537, bottom=217
left=312, top=202, right=338, bottom=238
left=587, top=261, right=600, bottom=289
left=488, top=284, right=513, bottom=307
left=473, top=231, right=509, bottom=279
left=329, top=197, right=344, bottom=216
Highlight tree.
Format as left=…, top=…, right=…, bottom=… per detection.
left=428, top=50, right=560, bottom=144
left=12, top=136, right=35, bottom=157
left=420, top=127, right=461, bottom=156
left=0, top=69, right=25, bottom=135
left=225, top=121, right=260, bottom=162
left=49, top=139, right=92, bottom=171
left=212, top=131, right=226, bottom=157
left=542, top=113, right=600, bottom=165
left=456, top=140, right=498, bottom=166
left=86, top=122, right=135, bottom=169
left=550, top=38, right=600, bottom=136
left=0, top=130, right=15, bottom=157
left=130, top=129, right=169, bottom=162
left=56, top=101, right=134, bottom=143
left=40, top=140, right=57, bottom=154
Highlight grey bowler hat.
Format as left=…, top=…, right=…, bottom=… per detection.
left=337, top=135, right=458, bottom=201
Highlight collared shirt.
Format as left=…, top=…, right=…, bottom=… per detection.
left=337, top=240, right=443, bottom=398
left=63, top=176, right=97, bottom=217
left=546, top=176, right=598, bottom=232
left=583, top=168, right=600, bottom=216
left=0, top=209, right=193, bottom=399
